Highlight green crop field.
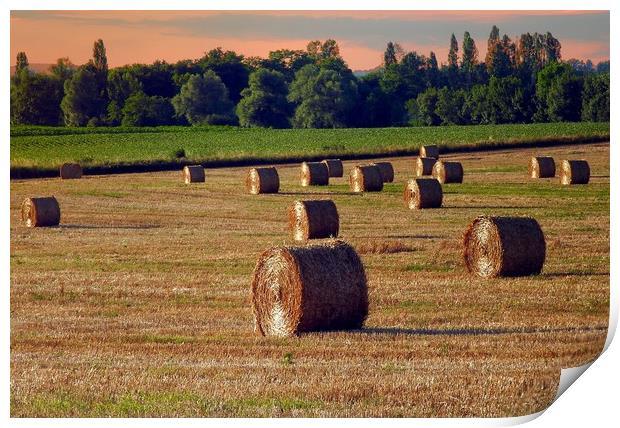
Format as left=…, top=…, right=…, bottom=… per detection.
left=10, top=122, right=609, bottom=177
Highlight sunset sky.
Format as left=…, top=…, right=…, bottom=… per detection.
left=10, top=10, right=610, bottom=70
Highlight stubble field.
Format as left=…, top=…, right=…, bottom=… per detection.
left=10, top=142, right=609, bottom=417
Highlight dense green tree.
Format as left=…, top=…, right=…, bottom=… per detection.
left=486, top=76, right=528, bottom=123
left=120, top=92, right=175, bottom=126
left=426, top=52, right=441, bottom=87
left=172, top=70, right=236, bottom=125
left=196, top=48, right=249, bottom=103
left=581, top=72, right=609, bottom=122
left=256, top=49, right=314, bottom=82
left=236, top=69, right=292, bottom=128
left=461, top=32, right=478, bottom=72
left=596, top=61, right=610, bottom=73
left=89, top=39, right=109, bottom=109
left=306, top=39, right=342, bottom=64
left=461, top=31, right=479, bottom=88
left=11, top=70, right=63, bottom=125
left=124, top=62, right=177, bottom=98
left=546, top=73, right=583, bottom=122
left=464, top=84, right=491, bottom=124
left=485, top=26, right=500, bottom=67
left=381, top=52, right=428, bottom=102
left=50, top=57, right=76, bottom=82
left=436, top=87, right=466, bottom=125
left=448, top=34, right=459, bottom=69
left=535, top=62, right=582, bottom=122
left=413, top=88, right=440, bottom=126
left=92, top=39, right=108, bottom=74
left=61, top=66, right=107, bottom=126
left=485, top=27, right=514, bottom=78
left=288, top=64, right=358, bottom=128
left=15, top=52, right=29, bottom=73
left=543, top=32, right=562, bottom=63
left=384, top=42, right=398, bottom=67
left=106, top=69, right=143, bottom=124
left=357, top=73, right=394, bottom=127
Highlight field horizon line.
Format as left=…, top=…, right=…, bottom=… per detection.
left=11, top=134, right=609, bottom=180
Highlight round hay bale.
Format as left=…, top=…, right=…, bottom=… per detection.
left=288, top=200, right=339, bottom=242
left=560, top=160, right=590, bottom=185
left=416, top=157, right=437, bottom=176
left=404, top=178, right=443, bottom=209
left=420, top=145, right=439, bottom=159
left=433, top=161, right=463, bottom=184
left=21, top=197, right=61, bottom=227
left=59, top=163, right=82, bottom=179
left=321, top=159, right=344, bottom=177
left=463, top=216, right=546, bottom=278
left=246, top=167, right=280, bottom=194
left=183, top=165, right=205, bottom=183
left=529, top=157, right=556, bottom=178
left=251, top=240, right=368, bottom=337
left=300, top=162, right=329, bottom=186
left=349, top=165, right=383, bottom=192
left=370, top=162, right=395, bottom=183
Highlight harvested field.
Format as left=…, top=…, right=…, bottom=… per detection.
left=10, top=142, right=610, bottom=417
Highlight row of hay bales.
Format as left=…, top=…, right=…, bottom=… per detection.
left=26, top=146, right=590, bottom=339
left=530, top=157, right=591, bottom=184
left=251, top=214, right=547, bottom=337
left=250, top=145, right=552, bottom=336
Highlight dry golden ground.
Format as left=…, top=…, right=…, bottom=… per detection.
left=10, top=143, right=609, bottom=417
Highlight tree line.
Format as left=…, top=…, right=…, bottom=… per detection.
left=10, top=26, right=610, bottom=128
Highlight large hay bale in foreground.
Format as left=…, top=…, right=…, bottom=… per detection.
left=420, top=145, right=439, bottom=159
left=301, top=162, right=329, bottom=186
left=416, top=157, right=437, bottom=176
left=246, top=167, right=280, bottom=194
left=404, top=178, right=443, bottom=209
left=59, top=163, right=82, bottom=179
left=21, top=197, right=60, bottom=227
left=560, top=160, right=590, bottom=185
left=349, top=165, right=383, bottom=192
left=463, top=216, right=545, bottom=278
left=371, top=162, right=395, bottom=183
left=322, top=159, right=344, bottom=177
left=433, top=161, right=463, bottom=184
left=251, top=240, right=368, bottom=337
left=288, top=200, right=339, bottom=242
left=529, top=157, right=556, bottom=178
left=183, top=165, right=205, bottom=183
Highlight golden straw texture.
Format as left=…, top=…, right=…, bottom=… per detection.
left=371, top=162, right=395, bottom=183
left=420, top=145, right=439, bottom=159
left=433, top=161, right=464, bottom=184
left=183, top=165, right=205, bottom=183
left=349, top=165, right=383, bottom=192
left=416, top=157, right=437, bottom=176
left=288, top=200, right=339, bottom=242
left=463, top=216, right=546, bottom=278
left=404, top=178, right=443, bottom=209
left=59, top=163, right=82, bottom=179
left=560, top=160, right=590, bottom=185
left=529, top=157, right=556, bottom=178
left=251, top=240, right=368, bottom=337
left=21, top=197, right=61, bottom=228
left=301, top=162, right=329, bottom=186
left=321, top=159, right=344, bottom=177
left=245, top=167, right=280, bottom=194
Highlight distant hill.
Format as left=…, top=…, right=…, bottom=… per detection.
left=353, top=65, right=382, bottom=77
left=10, top=63, right=54, bottom=75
